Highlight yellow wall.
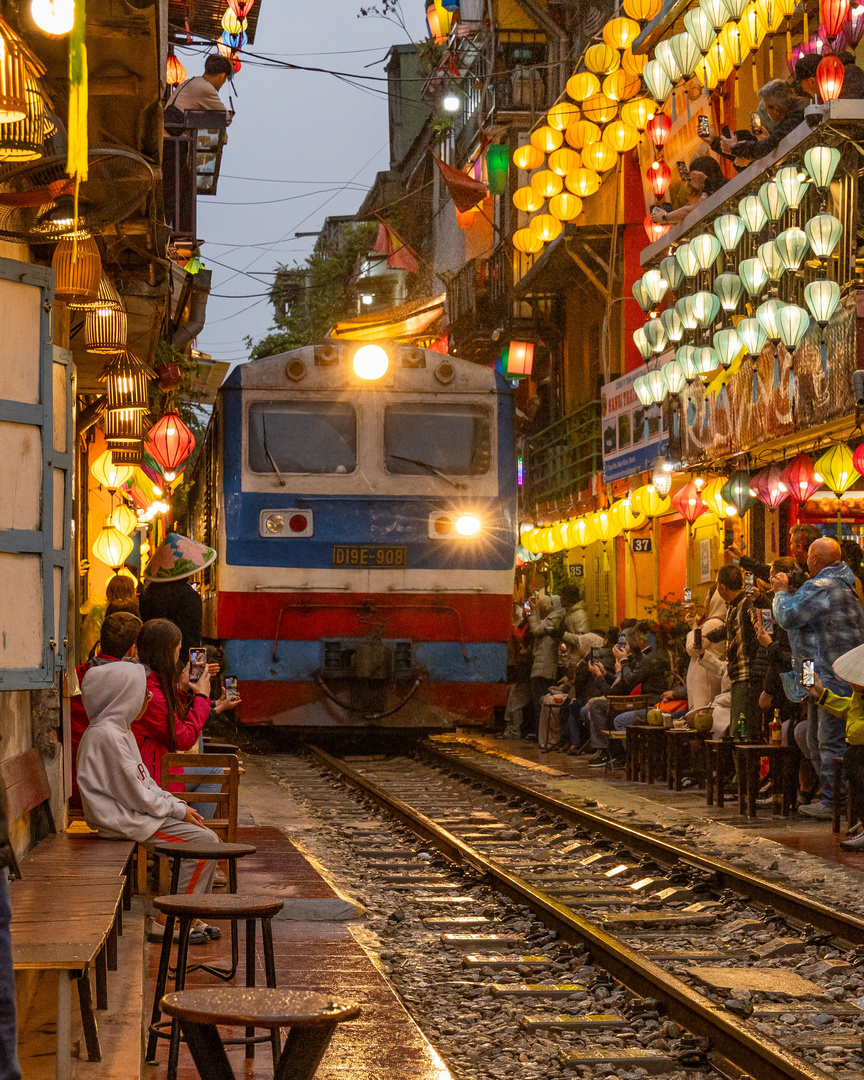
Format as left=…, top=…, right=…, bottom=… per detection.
left=566, top=539, right=616, bottom=630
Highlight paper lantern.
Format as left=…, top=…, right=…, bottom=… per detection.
left=147, top=410, right=196, bottom=480
left=695, top=49, right=722, bottom=88
left=513, top=185, right=544, bottom=212
left=549, top=192, right=583, bottom=221
left=758, top=180, right=788, bottom=222
left=676, top=345, right=698, bottom=381
left=714, top=272, right=744, bottom=312
left=622, top=49, right=648, bottom=77
left=530, top=214, right=563, bottom=243
left=634, top=372, right=653, bottom=402
left=821, top=0, right=851, bottom=37
left=663, top=358, right=687, bottom=395
left=612, top=498, right=647, bottom=532
left=513, top=144, right=545, bottom=171
left=581, top=141, right=617, bottom=172
left=91, top=449, right=134, bottom=491
left=816, top=442, right=860, bottom=496
left=804, top=145, right=841, bottom=190
left=592, top=509, right=622, bottom=542
left=643, top=268, right=669, bottom=305
left=548, top=101, right=579, bottom=130
left=92, top=523, right=134, bottom=569
left=739, top=4, right=767, bottom=52
left=739, top=257, right=768, bottom=298
left=775, top=165, right=808, bottom=210
left=585, top=43, right=620, bottom=75
left=693, top=346, right=720, bottom=377
left=714, top=213, right=745, bottom=252
left=566, top=167, right=601, bottom=197
left=853, top=445, right=864, bottom=482
left=690, top=233, right=721, bottom=271
left=566, top=71, right=600, bottom=101
left=702, top=476, right=732, bottom=517
left=671, top=31, right=702, bottom=77
left=722, top=470, right=756, bottom=514
left=531, top=126, right=563, bottom=153
left=632, top=277, right=652, bottom=312
left=774, top=227, right=809, bottom=272
left=100, top=351, right=151, bottom=411
left=548, top=146, right=581, bottom=175
left=777, top=303, right=811, bottom=351
left=582, top=94, right=617, bottom=123
left=675, top=296, right=698, bottom=331
left=660, top=255, right=684, bottom=292
left=645, top=319, right=668, bottom=355
left=108, top=503, right=138, bottom=536
left=620, top=97, right=652, bottom=129
left=623, top=0, right=663, bottom=18
left=848, top=2, right=864, bottom=45
left=700, top=0, right=731, bottom=31
left=804, top=277, right=841, bottom=328
left=645, top=215, right=671, bottom=242
left=713, top=327, right=741, bottom=369
left=52, top=235, right=101, bottom=303
left=86, top=304, right=128, bottom=353
left=690, top=290, right=720, bottom=327
left=571, top=516, right=596, bottom=547
left=642, top=59, right=672, bottom=103
left=805, top=212, right=843, bottom=261
left=756, top=297, right=786, bottom=343
left=738, top=192, right=768, bottom=233
left=513, top=228, right=544, bottom=254
left=646, top=111, right=672, bottom=148
left=603, top=69, right=642, bottom=101
left=758, top=240, right=785, bottom=281
left=486, top=145, right=509, bottom=194
left=675, top=243, right=700, bottom=279
left=531, top=169, right=563, bottom=197
left=782, top=453, right=820, bottom=504
left=738, top=316, right=768, bottom=358
left=635, top=483, right=671, bottom=516
left=654, top=39, right=683, bottom=83
left=684, top=7, right=717, bottom=51
left=565, top=119, right=601, bottom=148
left=751, top=464, right=789, bottom=508
left=661, top=307, right=685, bottom=343
left=647, top=160, right=671, bottom=197
left=672, top=481, right=707, bottom=524
left=604, top=16, right=641, bottom=48
left=222, top=9, right=247, bottom=33
left=602, top=119, right=640, bottom=153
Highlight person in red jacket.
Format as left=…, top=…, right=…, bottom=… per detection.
left=70, top=612, right=142, bottom=810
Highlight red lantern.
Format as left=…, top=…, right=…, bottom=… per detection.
left=228, top=0, right=256, bottom=15
left=166, top=54, right=186, bottom=87
left=507, top=341, right=535, bottom=376
left=782, top=453, right=820, bottom=504
left=821, top=0, right=850, bottom=37
left=647, top=160, right=671, bottom=197
left=852, top=443, right=864, bottom=478
left=647, top=112, right=672, bottom=149
left=146, top=411, right=195, bottom=481
left=817, top=54, right=845, bottom=100
left=751, top=464, right=790, bottom=508
left=672, top=481, right=707, bottom=524
left=644, top=214, right=671, bottom=243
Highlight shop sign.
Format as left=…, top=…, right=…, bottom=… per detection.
left=601, top=368, right=668, bottom=482
left=631, top=537, right=652, bottom=553
left=568, top=563, right=584, bottom=577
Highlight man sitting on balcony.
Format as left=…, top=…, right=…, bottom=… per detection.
left=167, top=54, right=234, bottom=120
left=718, top=80, right=806, bottom=162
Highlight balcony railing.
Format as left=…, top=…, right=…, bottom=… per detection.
left=163, top=109, right=229, bottom=242
left=523, top=401, right=603, bottom=510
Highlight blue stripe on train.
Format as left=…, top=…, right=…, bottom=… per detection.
left=223, top=639, right=507, bottom=683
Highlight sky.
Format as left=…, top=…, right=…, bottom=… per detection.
left=181, top=0, right=429, bottom=367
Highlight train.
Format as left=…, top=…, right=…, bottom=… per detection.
left=188, top=339, right=518, bottom=729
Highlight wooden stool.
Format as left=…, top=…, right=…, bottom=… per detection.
left=832, top=757, right=853, bottom=833
left=160, top=987, right=360, bottom=1080
left=665, top=729, right=706, bottom=791
left=147, top=893, right=284, bottom=1080
left=154, top=841, right=256, bottom=981
left=630, top=726, right=666, bottom=784
left=705, top=740, right=735, bottom=808
left=736, top=744, right=797, bottom=818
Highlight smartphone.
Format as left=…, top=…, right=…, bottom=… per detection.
left=802, top=659, right=815, bottom=687
left=693, top=627, right=702, bottom=650
left=684, top=588, right=692, bottom=604
left=721, top=124, right=731, bottom=138
left=590, top=647, right=599, bottom=662
left=224, top=675, right=239, bottom=701
left=750, top=111, right=763, bottom=131
left=760, top=608, right=774, bottom=634
left=697, top=115, right=710, bottom=137
left=189, top=648, right=206, bottom=684
left=523, top=600, right=531, bottom=614
left=619, top=634, right=627, bottom=647
left=744, top=571, right=755, bottom=591
left=676, top=160, right=688, bottom=175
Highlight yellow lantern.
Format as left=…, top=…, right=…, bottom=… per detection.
left=565, top=119, right=601, bottom=148
left=756, top=0, right=787, bottom=28
left=592, top=509, right=623, bottom=542
left=612, top=498, right=647, bottom=531
left=566, top=71, right=600, bottom=101
left=581, top=141, right=617, bottom=172
left=529, top=214, right=563, bottom=243
left=548, top=101, right=579, bottom=130
left=603, top=69, right=642, bottom=101
left=530, top=169, right=563, bottom=197
left=634, top=483, right=671, bottom=517
left=521, top=529, right=541, bottom=554
left=530, top=125, right=563, bottom=153
left=620, top=97, right=653, bottom=129
left=816, top=443, right=860, bottom=498
left=719, top=22, right=744, bottom=66
left=548, top=146, right=581, bottom=175
left=623, top=0, right=662, bottom=19
left=513, top=144, right=545, bottom=171
left=566, top=167, right=601, bottom=197
left=603, top=16, right=641, bottom=49
left=91, top=449, right=134, bottom=491
left=539, top=528, right=557, bottom=553
left=513, top=185, right=545, bottom=212
left=585, top=43, right=620, bottom=75
left=738, top=4, right=767, bottom=52
left=571, top=516, right=596, bottom=547
left=551, top=521, right=569, bottom=549
left=602, top=119, right=641, bottom=153
left=582, top=93, right=617, bottom=123
left=513, top=227, right=545, bottom=254
left=108, top=503, right=138, bottom=536
left=549, top=192, right=583, bottom=221
left=712, top=39, right=734, bottom=79
left=92, top=523, right=135, bottom=569
left=695, top=50, right=721, bottom=88
left=621, top=49, right=648, bottom=77
left=702, top=476, right=733, bottom=518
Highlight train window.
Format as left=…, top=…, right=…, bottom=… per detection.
left=384, top=404, right=491, bottom=476
left=248, top=402, right=357, bottom=474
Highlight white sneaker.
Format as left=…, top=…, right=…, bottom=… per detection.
left=213, top=868, right=228, bottom=888
left=840, top=831, right=864, bottom=851
left=797, top=802, right=833, bottom=819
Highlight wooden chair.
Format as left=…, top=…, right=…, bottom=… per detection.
left=160, top=753, right=240, bottom=843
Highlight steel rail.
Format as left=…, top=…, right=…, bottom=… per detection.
left=419, top=741, right=864, bottom=947
left=307, top=744, right=832, bottom=1080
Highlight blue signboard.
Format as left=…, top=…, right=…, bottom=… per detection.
left=601, top=367, right=668, bottom=482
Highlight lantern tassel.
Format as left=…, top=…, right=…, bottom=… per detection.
left=787, top=28, right=792, bottom=60
left=821, top=340, right=829, bottom=378
left=770, top=37, right=774, bottom=77
left=773, top=351, right=780, bottom=388
left=752, top=365, right=758, bottom=402
left=671, top=93, right=677, bottom=121
left=752, top=59, right=758, bottom=93
left=67, top=0, right=88, bottom=261
left=803, top=8, right=809, bottom=45
left=789, top=366, right=796, bottom=410
left=688, top=399, right=696, bottom=425
left=704, top=397, right=710, bottom=426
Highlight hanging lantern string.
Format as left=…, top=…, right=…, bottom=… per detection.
left=67, top=0, right=88, bottom=262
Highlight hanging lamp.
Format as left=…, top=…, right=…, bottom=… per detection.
left=99, top=350, right=153, bottom=412
left=713, top=327, right=741, bottom=369
left=758, top=179, right=788, bottom=222
left=52, top=235, right=101, bottom=303
left=646, top=112, right=672, bottom=148
left=738, top=193, right=768, bottom=233
left=92, top=523, right=134, bottom=570
left=146, top=410, right=196, bottom=482
left=68, top=272, right=122, bottom=312
left=660, top=255, right=684, bottom=292
left=782, top=453, right=820, bottom=504
left=775, top=165, right=808, bottom=210
left=755, top=297, right=786, bottom=343
left=690, top=233, right=722, bottom=271
left=661, top=307, right=685, bottom=343
left=643, top=268, right=669, bottom=306
left=777, top=303, right=811, bottom=353
left=738, top=316, right=768, bottom=359
left=90, top=448, right=133, bottom=491
left=751, top=464, right=790, bottom=507
left=672, top=481, right=707, bottom=526
left=805, top=212, right=843, bottom=263
left=0, top=77, right=44, bottom=162
left=714, top=213, right=745, bottom=252
left=721, top=469, right=756, bottom=514
left=804, top=145, right=841, bottom=191
left=758, top=239, right=786, bottom=281
left=714, top=272, right=744, bottom=312
left=774, top=227, right=809, bottom=272
left=739, top=256, right=768, bottom=297
left=86, top=300, right=128, bottom=353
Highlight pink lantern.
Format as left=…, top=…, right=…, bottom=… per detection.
left=852, top=442, right=864, bottom=477
left=847, top=4, right=864, bottom=46
left=782, top=453, right=821, bottom=504
left=752, top=464, right=790, bottom=508
left=672, top=481, right=707, bottom=524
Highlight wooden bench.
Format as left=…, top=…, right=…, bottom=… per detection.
left=1, top=748, right=134, bottom=1080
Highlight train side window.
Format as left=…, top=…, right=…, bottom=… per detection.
left=384, top=404, right=491, bottom=476
left=247, top=402, right=357, bottom=474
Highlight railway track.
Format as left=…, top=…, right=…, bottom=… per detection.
left=303, top=744, right=864, bottom=1080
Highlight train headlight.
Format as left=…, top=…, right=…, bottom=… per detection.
left=353, top=344, right=389, bottom=380
left=265, top=514, right=284, bottom=534
left=455, top=514, right=481, bottom=537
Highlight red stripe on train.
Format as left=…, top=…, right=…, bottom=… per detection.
left=215, top=591, right=513, bottom=642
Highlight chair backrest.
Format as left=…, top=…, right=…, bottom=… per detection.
left=0, top=748, right=54, bottom=831
left=159, top=753, right=239, bottom=842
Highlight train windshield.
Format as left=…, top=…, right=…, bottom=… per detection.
left=248, top=402, right=357, bottom=474
left=384, top=404, right=491, bottom=476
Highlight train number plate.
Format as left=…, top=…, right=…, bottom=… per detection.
left=332, top=545, right=407, bottom=568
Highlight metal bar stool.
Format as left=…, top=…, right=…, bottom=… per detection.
left=146, top=893, right=284, bottom=1080
left=154, top=841, right=256, bottom=980
left=160, top=987, right=360, bottom=1080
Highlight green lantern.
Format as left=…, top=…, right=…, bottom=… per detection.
left=486, top=145, right=510, bottom=195
left=722, top=469, right=756, bottom=515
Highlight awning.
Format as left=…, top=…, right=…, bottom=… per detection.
left=329, top=294, right=446, bottom=343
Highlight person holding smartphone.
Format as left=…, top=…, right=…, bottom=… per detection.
left=649, top=155, right=726, bottom=227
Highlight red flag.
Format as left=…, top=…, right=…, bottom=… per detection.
left=432, top=153, right=488, bottom=212
left=373, top=220, right=419, bottom=274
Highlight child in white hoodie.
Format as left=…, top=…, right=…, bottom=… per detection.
left=77, top=660, right=220, bottom=942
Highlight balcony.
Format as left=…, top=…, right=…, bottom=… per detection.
left=162, top=109, right=229, bottom=243
left=523, top=401, right=603, bottom=512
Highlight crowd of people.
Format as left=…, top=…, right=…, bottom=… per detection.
left=506, top=524, right=864, bottom=849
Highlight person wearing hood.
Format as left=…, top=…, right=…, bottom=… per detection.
left=684, top=588, right=727, bottom=713
left=773, top=537, right=864, bottom=818
left=77, top=662, right=221, bottom=944
left=559, top=584, right=589, bottom=664
left=527, top=592, right=565, bottom=732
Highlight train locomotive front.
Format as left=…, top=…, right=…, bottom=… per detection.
left=190, top=340, right=517, bottom=729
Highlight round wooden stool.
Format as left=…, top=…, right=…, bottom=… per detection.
left=160, top=987, right=360, bottom=1080
left=147, top=893, right=284, bottom=1080
left=154, top=841, right=256, bottom=980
